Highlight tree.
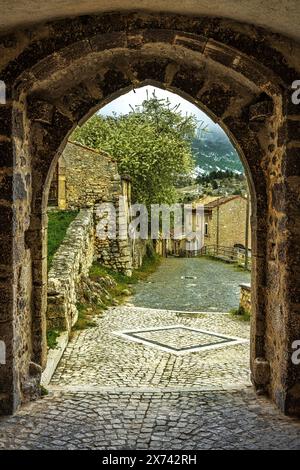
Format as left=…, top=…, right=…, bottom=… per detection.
left=72, top=92, right=198, bottom=207
left=211, top=180, right=219, bottom=190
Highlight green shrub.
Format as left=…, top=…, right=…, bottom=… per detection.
left=47, top=329, right=63, bottom=349
left=74, top=250, right=162, bottom=331
left=89, top=263, right=132, bottom=285
left=131, top=250, right=162, bottom=283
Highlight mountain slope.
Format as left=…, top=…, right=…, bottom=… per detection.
left=192, top=127, right=244, bottom=174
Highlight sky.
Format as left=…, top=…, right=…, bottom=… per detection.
left=98, top=85, right=221, bottom=132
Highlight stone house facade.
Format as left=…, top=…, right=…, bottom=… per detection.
left=200, top=195, right=251, bottom=250
left=49, top=141, right=123, bottom=210
left=169, top=194, right=251, bottom=256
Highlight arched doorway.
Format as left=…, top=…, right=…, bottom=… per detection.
left=0, top=12, right=299, bottom=416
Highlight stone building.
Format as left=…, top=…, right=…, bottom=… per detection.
left=0, top=6, right=300, bottom=418
left=48, top=140, right=125, bottom=210
left=169, top=194, right=251, bottom=256
left=49, top=140, right=135, bottom=276
left=200, top=195, right=251, bottom=250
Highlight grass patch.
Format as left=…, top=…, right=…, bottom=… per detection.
left=89, top=263, right=134, bottom=306
left=89, top=252, right=161, bottom=285
left=89, top=253, right=162, bottom=288
left=72, top=302, right=99, bottom=331
left=234, top=263, right=251, bottom=272
left=47, top=329, right=63, bottom=349
left=40, top=385, right=49, bottom=397
left=48, top=210, right=78, bottom=269
left=131, top=252, right=161, bottom=283
left=230, top=306, right=251, bottom=322
left=90, top=263, right=133, bottom=285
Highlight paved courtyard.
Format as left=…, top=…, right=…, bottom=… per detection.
left=0, top=305, right=300, bottom=449
left=51, top=306, right=251, bottom=389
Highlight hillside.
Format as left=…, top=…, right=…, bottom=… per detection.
left=177, top=171, right=248, bottom=203
left=192, top=127, right=244, bottom=174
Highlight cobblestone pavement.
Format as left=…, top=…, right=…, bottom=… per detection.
left=132, top=257, right=251, bottom=312
left=0, top=306, right=299, bottom=449
left=51, top=306, right=251, bottom=389
left=0, top=388, right=299, bottom=450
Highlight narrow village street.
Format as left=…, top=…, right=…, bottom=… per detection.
left=0, top=258, right=299, bottom=450
left=131, top=257, right=251, bottom=312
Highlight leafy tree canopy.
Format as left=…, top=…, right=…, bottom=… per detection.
left=72, top=92, right=200, bottom=207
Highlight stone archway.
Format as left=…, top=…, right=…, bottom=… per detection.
left=0, top=12, right=299, bottom=416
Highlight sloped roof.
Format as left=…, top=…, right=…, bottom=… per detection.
left=67, top=140, right=116, bottom=161
left=193, top=195, right=220, bottom=206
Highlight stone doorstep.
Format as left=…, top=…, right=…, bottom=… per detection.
left=41, top=332, right=69, bottom=387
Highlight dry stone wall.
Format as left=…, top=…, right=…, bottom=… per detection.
left=94, top=198, right=133, bottom=277
left=240, top=283, right=252, bottom=313
left=51, top=142, right=136, bottom=277
left=47, top=209, right=94, bottom=333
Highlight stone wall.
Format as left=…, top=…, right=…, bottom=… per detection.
left=51, top=141, right=119, bottom=209
left=94, top=208, right=150, bottom=276
left=49, top=141, right=136, bottom=276
left=94, top=195, right=133, bottom=276
left=132, top=239, right=155, bottom=268
left=239, top=283, right=251, bottom=313
left=47, top=209, right=94, bottom=332
left=94, top=232, right=133, bottom=276
left=205, top=196, right=251, bottom=249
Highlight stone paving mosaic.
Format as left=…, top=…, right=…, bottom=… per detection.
left=115, top=325, right=247, bottom=354
left=0, top=388, right=299, bottom=450
left=50, top=306, right=251, bottom=389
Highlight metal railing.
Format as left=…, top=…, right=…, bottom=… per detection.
left=199, top=244, right=252, bottom=269
left=200, top=245, right=236, bottom=259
